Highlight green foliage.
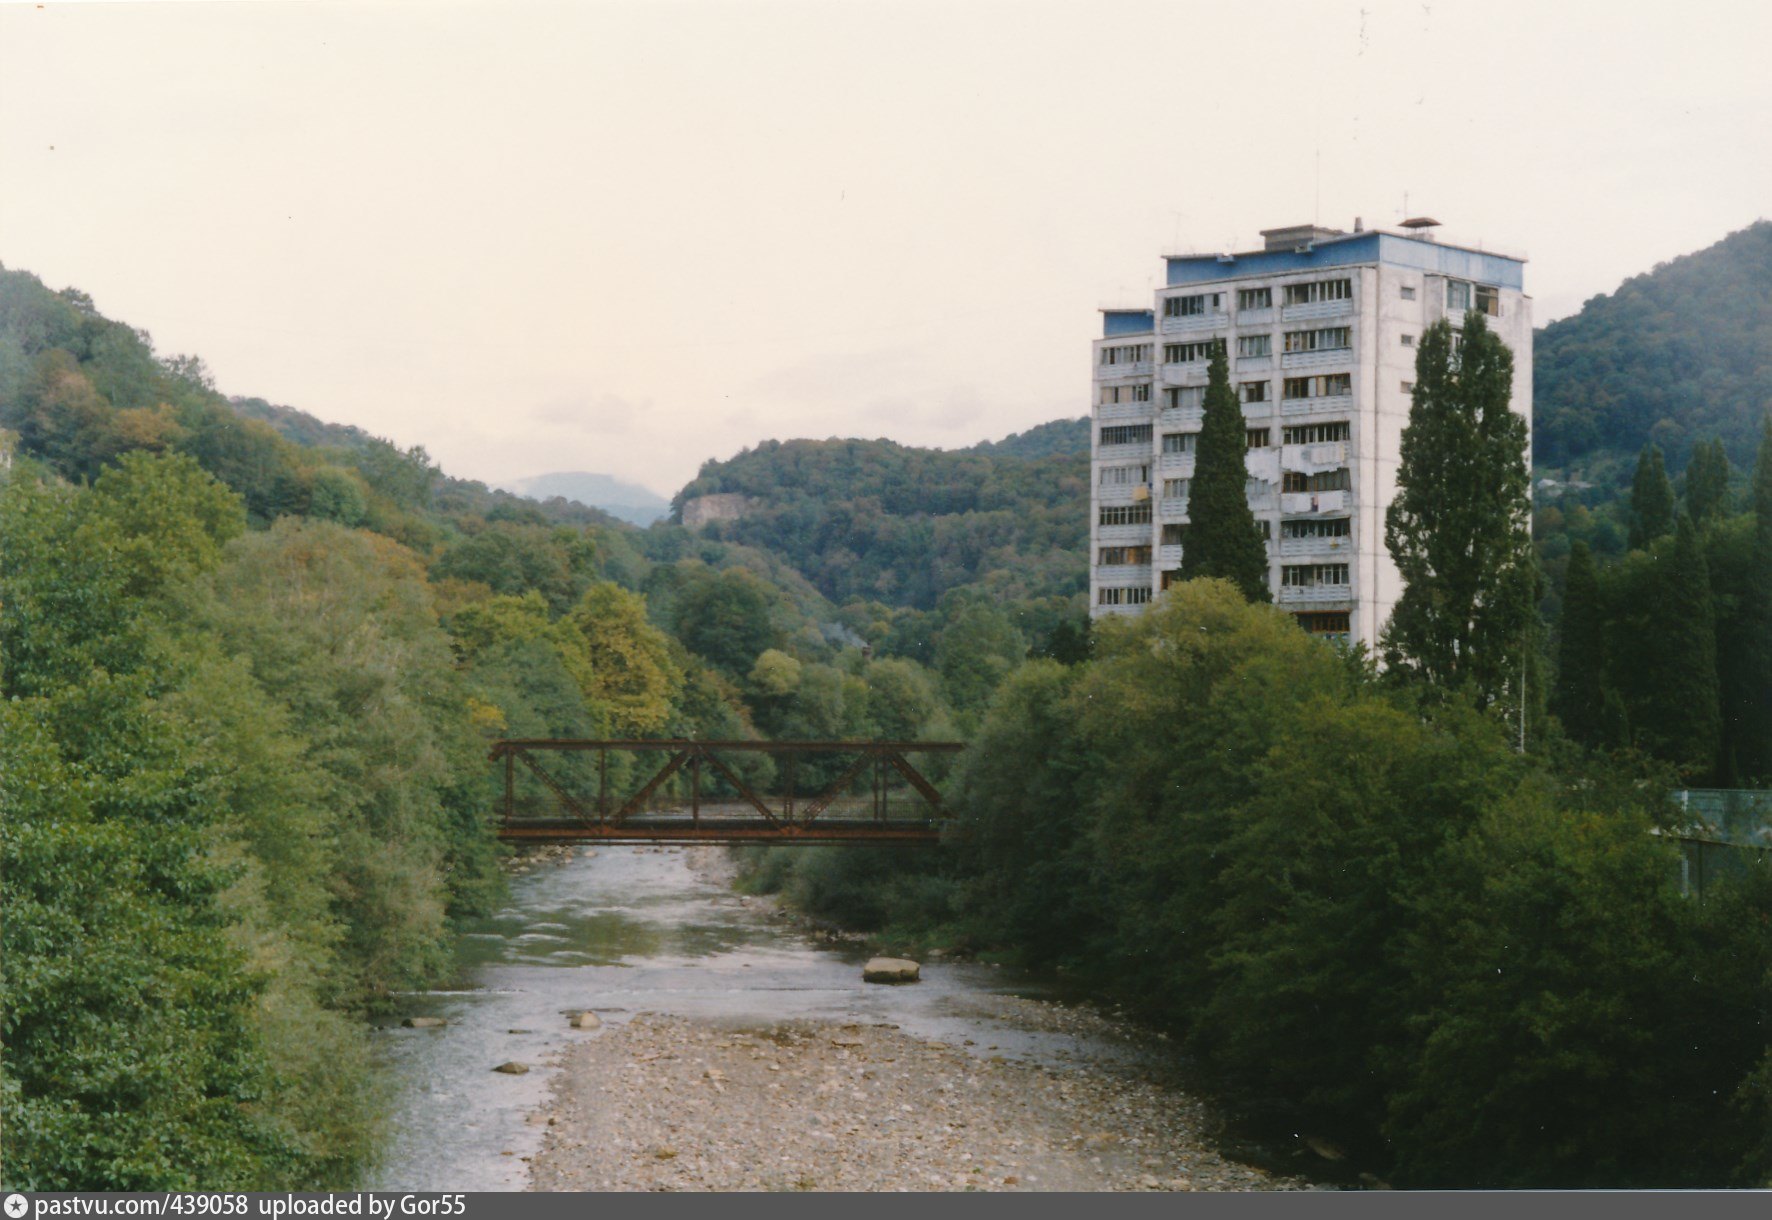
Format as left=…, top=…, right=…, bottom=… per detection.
left=669, top=566, right=786, bottom=677
left=1383, top=313, right=1539, bottom=718
left=1629, top=443, right=1676, bottom=549
left=1177, top=342, right=1269, bottom=601
left=933, top=602, right=1027, bottom=714
left=306, top=466, right=369, bottom=527
left=568, top=583, right=685, bottom=736
left=84, top=451, right=247, bottom=599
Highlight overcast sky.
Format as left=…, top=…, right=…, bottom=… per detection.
left=3, top=0, right=1768, bottom=496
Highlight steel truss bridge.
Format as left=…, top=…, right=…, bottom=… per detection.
left=491, top=739, right=965, bottom=844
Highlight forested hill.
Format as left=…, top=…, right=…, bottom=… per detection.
left=968, top=417, right=1088, bottom=460
left=671, top=435, right=1088, bottom=609
left=1534, top=219, right=1772, bottom=482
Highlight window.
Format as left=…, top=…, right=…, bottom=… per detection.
left=1238, top=287, right=1272, bottom=311
left=1281, top=517, right=1351, bottom=539
left=1282, top=564, right=1350, bottom=588
left=1245, top=428, right=1271, bottom=449
left=1164, top=386, right=1206, bottom=410
left=1237, top=334, right=1272, bottom=358
left=1099, top=503, right=1152, bottom=526
left=1283, top=468, right=1351, bottom=493
left=1161, top=477, right=1190, bottom=499
left=1098, top=546, right=1152, bottom=566
left=1100, top=343, right=1152, bottom=366
left=1400, top=333, right=1414, bottom=347
left=1401, top=380, right=1415, bottom=393
left=1283, top=326, right=1352, bottom=353
left=1283, top=278, right=1352, bottom=306
left=1099, top=423, right=1153, bottom=446
left=1159, top=569, right=1185, bottom=591
left=1098, top=464, right=1149, bottom=487
left=1283, top=421, right=1350, bottom=444
left=1445, top=280, right=1472, bottom=311
left=1400, top=285, right=1416, bottom=301
left=1164, top=292, right=1222, bottom=317
left=1475, top=284, right=1500, bottom=316
left=1283, top=373, right=1353, bottom=399
left=1295, top=611, right=1351, bottom=634
left=1164, top=340, right=1218, bottom=364
left=1161, top=523, right=1189, bottom=545
left=1161, top=432, right=1196, bottom=454
left=1240, top=380, right=1271, bottom=404
left=1098, top=586, right=1152, bottom=606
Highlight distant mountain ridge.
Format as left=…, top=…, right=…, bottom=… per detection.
left=1534, top=219, right=1772, bottom=484
left=506, top=471, right=670, bottom=526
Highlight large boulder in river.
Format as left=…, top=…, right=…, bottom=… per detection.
left=862, top=957, right=921, bottom=983
left=403, top=1016, right=447, bottom=1029
left=569, top=1011, right=602, bottom=1029
left=493, top=1061, right=531, bottom=1075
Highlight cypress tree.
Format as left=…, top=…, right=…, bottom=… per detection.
left=1382, top=312, right=1538, bottom=716
left=1178, top=339, right=1270, bottom=602
left=1684, top=438, right=1731, bottom=523
left=1628, top=444, right=1675, bottom=549
left=1636, top=513, right=1721, bottom=779
left=1552, top=540, right=1611, bottom=748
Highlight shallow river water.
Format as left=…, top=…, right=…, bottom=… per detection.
left=365, top=846, right=1152, bottom=1191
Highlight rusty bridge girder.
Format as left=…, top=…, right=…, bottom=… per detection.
left=490, top=739, right=965, bottom=844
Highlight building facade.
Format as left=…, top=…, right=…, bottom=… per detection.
left=1088, top=220, right=1531, bottom=649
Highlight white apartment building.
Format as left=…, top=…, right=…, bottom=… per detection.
left=1089, top=219, right=1532, bottom=649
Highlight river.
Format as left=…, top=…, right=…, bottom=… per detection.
left=364, top=845, right=1302, bottom=1192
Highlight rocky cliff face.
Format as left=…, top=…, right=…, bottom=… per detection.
left=681, top=492, right=754, bottom=528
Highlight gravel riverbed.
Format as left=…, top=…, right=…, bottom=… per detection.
left=526, top=1010, right=1314, bottom=1192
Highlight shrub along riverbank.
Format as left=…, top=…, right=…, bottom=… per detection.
left=737, top=581, right=1772, bottom=1189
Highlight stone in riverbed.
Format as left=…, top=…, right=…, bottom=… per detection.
left=493, top=1061, right=531, bottom=1075
left=403, top=1016, right=447, bottom=1028
left=569, top=1011, right=602, bottom=1029
left=862, top=957, right=920, bottom=983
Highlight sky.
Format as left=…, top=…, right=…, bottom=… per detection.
left=2, top=0, right=1769, bottom=497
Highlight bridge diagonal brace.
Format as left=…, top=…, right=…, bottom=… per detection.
left=883, top=751, right=947, bottom=815
left=797, top=748, right=879, bottom=828
left=699, top=749, right=783, bottom=828
left=614, top=750, right=691, bottom=822
left=512, top=748, right=599, bottom=827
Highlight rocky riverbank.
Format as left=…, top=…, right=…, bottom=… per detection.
left=526, top=1011, right=1314, bottom=1192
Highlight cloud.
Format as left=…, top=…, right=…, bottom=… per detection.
left=527, top=391, right=646, bottom=434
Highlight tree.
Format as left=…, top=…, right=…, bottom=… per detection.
left=1685, top=438, right=1732, bottom=523
left=1552, top=541, right=1614, bottom=748
left=1629, top=444, right=1676, bottom=549
left=1739, top=416, right=1772, bottom=780
left=1631, top=514, right=1721, bottom=777
left=1178, top=341, right=1270, bottom=601
left=568, top=583, right=684, bottom=736
left=1381, top=313, right=1538, bottom=715
left=670, top=568, right=784, bottom=677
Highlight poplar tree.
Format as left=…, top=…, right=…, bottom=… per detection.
left=1178, top=340, right=1270, bottom=602
left=1552, top=541, right=1611, bottom=748
left=1381, top=313, right=1538, bottom=716
left=1628, top=444, right=1675, bottom=549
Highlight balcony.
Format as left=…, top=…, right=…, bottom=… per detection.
left=1280, top=298, right=1353, bottom=322
left=1157, top=543, right=1185, bottom=566
left=1236, top=354, right=1274, bottom=372
left=1160, top=312, right=1226, bottom=334
left=1277, top=584, right=1353, bottom=607
left=1280, top=349, right=1352, bottom=371
left=1097, top=443, right=1153, bottom=465
left=1235, top=307, right=1275, bottom=327
left=1095, top=564, right=1153, bottom=584
left=1281, top=490, right=1351, bottom=514
left=1096, top=361, right=1153, bottom=380
left=1096, top=399, right=1155, bottom=422
left=1159, top=405, right=1204, bottom=430
left=1279, top=535, right=1354, bottom=558
left=1095, top=522, right=1153, bottom=545
left=1158, top=496, right=1191, bottom=521
left=1159, top=451, right=1196, bottom=473
left=1161, top=363, right=1210, bottom=386
left=1282, top=441, right=1349, bottom=468
left=1281, top=395, right=1354, bottom=416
